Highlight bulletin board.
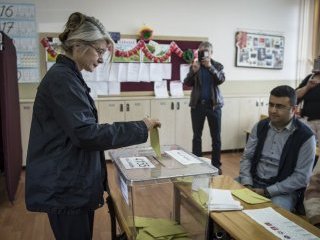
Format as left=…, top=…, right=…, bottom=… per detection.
left=235, top=31, right=284, bottom=69
left=39, top=33, right=207, bottom=94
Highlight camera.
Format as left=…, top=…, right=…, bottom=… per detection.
left=198, top=50, right=209, bottom=61
left=312, top=56, right=320, bottom=73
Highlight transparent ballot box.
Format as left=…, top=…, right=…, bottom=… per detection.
left=109, top=145, right=218, bottom=240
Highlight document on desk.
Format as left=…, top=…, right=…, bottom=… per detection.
left=150, top=127, right=161, bottom=158
left=203, top=188, right=243, bottom=211
left=165, top=150, right=201, bottom=165
left=232, top=188, right=271, bottom=204
left=243, top=207, right=319, bottom=240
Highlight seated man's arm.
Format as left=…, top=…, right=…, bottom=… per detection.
left=266, top=135, right=316, bottom=197
left=239, top=123, right=259, bottom=186
left=304, top=160, right=320, bottom=227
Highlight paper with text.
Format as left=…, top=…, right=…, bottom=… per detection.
left=165, top=150, right=201, bottom=165
left=120, top=157, right=155, bottom=169
left=243, top=207, right=319, bottom=240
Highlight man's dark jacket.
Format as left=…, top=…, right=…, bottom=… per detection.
left=25, top=55, right=148, bottom=214
left=183, top=59, right=225, bottom=108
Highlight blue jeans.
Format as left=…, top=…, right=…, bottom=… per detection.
left=253, top=178, right=298, bottom=212
left=191, top=104, right=222, bottom=168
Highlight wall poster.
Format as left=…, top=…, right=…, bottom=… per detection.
left=235, top=31, right=284, bottom=69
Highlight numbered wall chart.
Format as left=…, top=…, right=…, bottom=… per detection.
left=0, top=3, right=39, bottom=82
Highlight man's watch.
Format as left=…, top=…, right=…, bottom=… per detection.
left=264, top=188, right=271, bottom=198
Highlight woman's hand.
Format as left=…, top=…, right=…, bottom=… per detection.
left=143, top=118, right=161, bottom=130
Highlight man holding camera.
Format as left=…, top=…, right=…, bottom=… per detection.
left=296, top=56, right=320, bottom=146
left=184, top=41, right=225, bottom=174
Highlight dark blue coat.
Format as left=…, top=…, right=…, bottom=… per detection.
left=25, top=55, right=148, bottom=214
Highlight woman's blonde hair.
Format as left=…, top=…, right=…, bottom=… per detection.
left=59, top=12, right=114, bottom=62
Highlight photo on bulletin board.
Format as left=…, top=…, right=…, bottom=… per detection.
left=235, top=31, right=284, bottom=69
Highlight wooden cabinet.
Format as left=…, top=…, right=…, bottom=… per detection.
left=20, top=102, right=33, bottom=166
left=220, top=96, right=269, bottom=150
left=98, top=99, right=151, bottom=158
left=221, top=98, right=241, bottom=150
left=98, top=99, right=150, bottom=123
left=238, top=96, right=269, bottom=148
left=20, top=96, right=269, bottom=165
left=150, top=98, right=193, bottom=152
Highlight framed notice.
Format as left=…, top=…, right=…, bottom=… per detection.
left=0, top=3, right=40, bottom=82
left=235, top=31, right=284, bottom=69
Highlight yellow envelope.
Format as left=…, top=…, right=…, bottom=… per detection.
left=231, top=188, right=271, bottom=204
left=150, top=127, right=161, bottom=158
left=144, top=224, right=186, bottom=238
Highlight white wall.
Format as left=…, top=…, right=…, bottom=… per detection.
left=29, top=0, right=301, bottom=82
left=12, top=0, right=302, bottom=97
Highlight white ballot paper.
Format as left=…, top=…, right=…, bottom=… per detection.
left=243, top=207, right=319, bottom=240
left=120, top=157, right=155, bottom=169
left=165, top=150, right=201, bottom=165
left=202, top=188, right=243, bottom=211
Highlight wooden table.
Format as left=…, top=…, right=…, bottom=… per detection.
left=209, top=175, right=320, bottom=240
left=109, top=162, right=320, bottom=240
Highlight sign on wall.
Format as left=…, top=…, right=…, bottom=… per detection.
left=235, top=31, right=284, bottom=69
left=0, top=3, right=39, bottom=82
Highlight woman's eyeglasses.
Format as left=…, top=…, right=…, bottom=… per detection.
left=88, top=44, right=107, bottom=58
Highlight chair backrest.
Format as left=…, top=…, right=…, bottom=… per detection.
left=260, top=114, right=268, bottom=120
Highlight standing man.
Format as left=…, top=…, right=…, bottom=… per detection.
left=295, top=56, right=320, bottom=146
left=184, top=41, right=225, bottom=174
left=238, top=85, right=316, bottom=212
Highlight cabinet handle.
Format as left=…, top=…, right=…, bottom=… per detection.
left=23, top=106, right=31, bottom=110
left=120, top=104, right=123, bottom=112
left=256, top=100, right=259, bottom=107
left=177, top=102, right=180, bottom=110
left=260, top=101, right=264, bottom=106
left=171, top=102, right=174, bottom=110
left=126, top=103, right=130, bottom=111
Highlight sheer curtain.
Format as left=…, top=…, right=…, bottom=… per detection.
left=296, top=0, right=319, bottom=84
left=312, top=0, right=320, bottom=58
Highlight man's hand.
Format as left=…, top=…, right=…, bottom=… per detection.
left=251, top=188, right=265, bottom=196
left=306, top=74, right=320, bottom=90
left=191, top=61, right=200, bottom=72
left=201, top=56, right=212, bottom=68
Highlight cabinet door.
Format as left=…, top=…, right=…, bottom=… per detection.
left=20, top=103, right=33, bottom=166
left=98, top=100, right=125, bottom=123
left=259, top=97, right=269, bottom=117
left=151, top=99, right=175, bottom=146
left=125, top=100, right=151, bottom=147
left=124, top=100, right=150, bottom=121
left=175, top=99, right=192, bottom=152
left=221, top=98, right=240, bottom=150
left=97, top=100, right=125, bottom=160
left=238, top=97, right=261, bottom=148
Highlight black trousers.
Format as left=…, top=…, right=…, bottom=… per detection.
left=191, top=104, right=222, bottom=168
left=48, top=211, right=95, bottom=240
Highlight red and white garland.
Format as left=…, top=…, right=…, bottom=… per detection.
left=41, top=38, right=192, bottom=63
left=115, top=40, right=184, bottom=63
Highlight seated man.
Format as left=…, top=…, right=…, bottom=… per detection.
left=304, top=160, right=320, bottom=228
left=238, top=85, right=316, bottom=212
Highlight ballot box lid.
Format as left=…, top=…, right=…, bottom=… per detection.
left=109, top=145, right=218, bottom=185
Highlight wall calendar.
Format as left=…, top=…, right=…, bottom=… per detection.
left=0, top=3, right=39, bottom=82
